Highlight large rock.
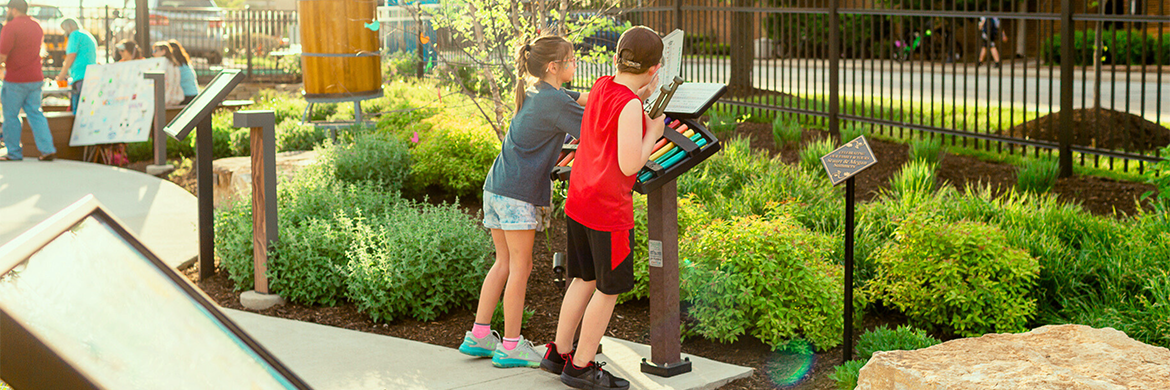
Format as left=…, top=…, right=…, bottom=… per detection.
left=857, top=324, right=1170, bottom=390
left=212, top=150, right=319, bottom=208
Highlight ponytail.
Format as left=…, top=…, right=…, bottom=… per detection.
left=513, top=36, right=574, bottom=112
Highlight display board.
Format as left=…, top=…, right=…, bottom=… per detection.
left=69, top=58, right=167, bottom=147
left=0, top=196, right=312, bottom=390
left=164, top=69, right=245, bottom=140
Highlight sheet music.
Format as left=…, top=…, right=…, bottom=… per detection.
left=665, top=83, right=726, bottom=116
left=645, top=29, right=684, bottom=110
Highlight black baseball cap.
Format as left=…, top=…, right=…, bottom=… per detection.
left=615, top=26, right=663, bottom=74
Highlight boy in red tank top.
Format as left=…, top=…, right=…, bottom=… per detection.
left=539, top=27, right=665, bottom=390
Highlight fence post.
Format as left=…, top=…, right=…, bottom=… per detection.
left=246, top=6, right=254, bottom=79
left=674, top=0, right=682, bottom=31
left=104, top=6, right=112, bottom=63
left=1058, top=0, right=1074, bottom=177
left=829, top=0, right=840, bottom=137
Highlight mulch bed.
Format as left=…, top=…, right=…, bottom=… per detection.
left=153, top=121, right=1158, bottom=390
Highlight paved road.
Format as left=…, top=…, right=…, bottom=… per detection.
left=579, top=57, right=1170, bottom=124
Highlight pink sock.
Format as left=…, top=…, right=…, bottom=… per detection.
left=472, top=323, right=491, bottom=339
left=502, top=337, right=520, bottom=350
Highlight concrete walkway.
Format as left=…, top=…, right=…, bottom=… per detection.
left=226, top=309, right=753, bottom=390
left=0, top=159, right=753, bottom=389
left=0, top=160, right=198, bottom=269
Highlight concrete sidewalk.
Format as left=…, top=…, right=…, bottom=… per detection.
left=0, top=160, right=198, bottom=269
left=226, top=309, right=754, bottom=390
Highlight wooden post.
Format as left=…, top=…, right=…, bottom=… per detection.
left=234, top=111, right=278, bottom=293
left=642, top=179, right=691, bottom=377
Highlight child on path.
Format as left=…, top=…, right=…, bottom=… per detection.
left=458, top=35, right=590, bottom=369
left=540, top=27, right=666, bottom=390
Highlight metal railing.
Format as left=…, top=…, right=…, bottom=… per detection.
left=42, top=6, right=300, bottom=83
left=566, top=0, right=1169, bottom=174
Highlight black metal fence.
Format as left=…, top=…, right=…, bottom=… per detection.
left=568, top=0, right=1169, bottom=174
left=43, top=6, right=299, bottom=83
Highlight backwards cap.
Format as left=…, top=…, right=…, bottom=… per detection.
left=615, top=26, right=663, bottom=74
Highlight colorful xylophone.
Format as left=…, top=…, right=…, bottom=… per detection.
left=551, top=115, right=721, bottom=194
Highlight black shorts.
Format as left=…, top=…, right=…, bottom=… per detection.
left=566, top=216, right=635, bottom=295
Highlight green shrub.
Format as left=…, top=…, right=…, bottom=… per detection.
left=828, top=325, right=940, bottom=390
left=840, top=123, right=865, bottom=144
left=855, top=325, right=941, bottom=359
left=889, top=160, right=938, bottom=199
left=214, top=198, right=257, bottom=291
left=869, top=216, right=1040, bottom=337
left=707, top=110, right=737, bottom=134
left=266, top=214, right=358, bottom=306
left=1017, top=156, right=1059, bottom=194
left=252, top=90, right=308, bottom=124
left=345, top=201, right=493, bottom=322
left=681, top=215, right=854, bottom=350
left=677, top=137, right=839, bottom=224
left=1140, top=145, right=1170, bottom=213
left=1043, top=31, right=1170, bottom=66
left=229, top=127, right=251, bottom=156
left=406, top=125, right=498, bottom=197
left=800, top=138, right=836, bottom=172
left=827, top=359, right=867, bottom=390
left=216, top=168, right=409, bottom=292
left=908, top=137, right=942, bottom=164
left=384, top=50, right=422, bottom=80
left=318, top=132, right=412, bottom=193
left=622, top=195, right=711, bottom=303
left=276, top=119, right=327, bottom=152
left=772, top=115, right=802, bottom=148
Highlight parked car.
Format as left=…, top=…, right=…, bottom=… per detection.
left=1, top=4, right=67, bottom=67
left=565, top=12, right=623, bottom=54
left=112, top=0, right=226, bottom=64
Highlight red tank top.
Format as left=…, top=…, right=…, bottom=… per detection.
left=565, top=76, right=644, bottom=232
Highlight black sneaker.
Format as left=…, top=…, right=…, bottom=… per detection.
left=560, top=360, right=629, bottom=390
left=540, top=342, right=573, bottom=374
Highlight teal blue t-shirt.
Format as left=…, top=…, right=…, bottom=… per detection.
left=65, top=30, right=98, bottom=81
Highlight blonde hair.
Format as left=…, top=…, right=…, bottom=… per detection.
left=514, top=35, right=574, bottom=111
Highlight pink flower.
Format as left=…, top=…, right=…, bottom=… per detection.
left=411, top=132, right=420, bottom=144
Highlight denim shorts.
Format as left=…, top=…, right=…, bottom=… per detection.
left=482, top=190, right=551, bottom=231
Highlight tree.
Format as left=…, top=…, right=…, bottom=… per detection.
left=729, top=0, right=754, bottom=96
left=428, top=0, right=620, bottom=141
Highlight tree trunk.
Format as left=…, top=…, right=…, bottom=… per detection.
left=470, top=1, right=507, bottom=141
left=729, top=0, right=755, bottom=96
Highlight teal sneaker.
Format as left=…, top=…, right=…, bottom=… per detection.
left=459, top=330, right=500, bottom=357
left=491, top=336, right=542, bottom=368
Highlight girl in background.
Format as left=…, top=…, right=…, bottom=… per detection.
left=151, top=42, right=184, bottom=107
left=458, top=35, right=588, bottom=369
left=167, top=40, right=199, bottom=104
left=114, top=39, right=143, bottom=62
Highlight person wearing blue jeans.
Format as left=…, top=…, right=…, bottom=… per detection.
left=2, top=81, right=55, bottom=160
left=1, top=0, right=54, bottom=161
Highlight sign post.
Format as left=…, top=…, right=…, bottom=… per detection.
left=820, top=136, right=877, bottom=363
left=144, top=71, right=173, bottom=176
left=163, top=70, right=247, bottom=281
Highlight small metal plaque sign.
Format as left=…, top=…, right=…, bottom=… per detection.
left=649, top=240, right=663, bottom=268
left=821, top=136, right=878, bottom=186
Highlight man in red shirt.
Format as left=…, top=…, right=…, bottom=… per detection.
left=1, top=0, right=55, bottom=161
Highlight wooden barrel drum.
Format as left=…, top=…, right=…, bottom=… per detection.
left=298, top=0, right=382, bottom=100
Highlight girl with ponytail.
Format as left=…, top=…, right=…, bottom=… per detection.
left=459, top=35, right=588, bottom=369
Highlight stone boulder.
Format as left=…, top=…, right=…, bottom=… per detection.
left=212, top=150, right=319, bottom=208
left=857, top=324, right=1170, bottom=390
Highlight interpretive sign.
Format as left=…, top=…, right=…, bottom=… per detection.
left=820, top=136, right=878, bottom=186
